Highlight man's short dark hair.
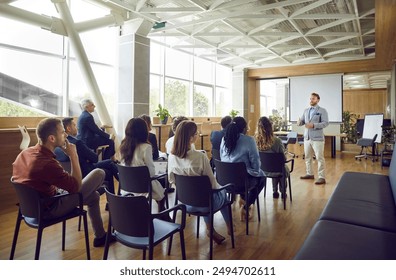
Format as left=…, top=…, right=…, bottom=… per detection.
left=36, top=118, right=62, bottom=143
left=221, top=115, right=232, bottom=129
left=62, top=117, right=74, bottom=129
left=311, top=92, right=320, bottom=99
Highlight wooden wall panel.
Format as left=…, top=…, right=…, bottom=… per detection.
left=343, top=89, right=388, bottom=118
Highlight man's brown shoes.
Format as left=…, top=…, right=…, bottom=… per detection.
left=300, top=174, right=314, bottom=179
left=315, top=178, right=326, bottom=185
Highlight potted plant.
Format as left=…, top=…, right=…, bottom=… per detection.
left=229, top=109, right=239, bottom=119
left=341, top=111, right=359, bottom=143
left=269, top=108, right=286, bottom=131
left=154, top=104, right=171, bottom=124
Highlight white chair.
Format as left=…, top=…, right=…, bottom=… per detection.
left=18, top=125, right=30, bottom=150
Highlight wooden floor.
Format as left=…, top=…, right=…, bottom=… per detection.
left=0, top=152, right=388, bottom=260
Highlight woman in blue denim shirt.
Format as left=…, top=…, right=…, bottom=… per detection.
left=220, top=116, right=266, bottom=220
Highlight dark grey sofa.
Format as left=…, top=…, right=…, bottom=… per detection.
left=295, top=150, right=396, bottom=260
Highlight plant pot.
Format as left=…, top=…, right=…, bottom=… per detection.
left=161, top=117, right=168, bottom=124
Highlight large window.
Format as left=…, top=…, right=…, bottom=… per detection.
left=0, top=1, right=117, bottom=118
left=164, top=78, right=190, bottom=116
left=150, top=42, right=232, bottom=117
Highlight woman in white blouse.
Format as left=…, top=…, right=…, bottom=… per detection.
left=119, top=117, right=169, bottom=221
left=168, top=120, right=232, bottom=244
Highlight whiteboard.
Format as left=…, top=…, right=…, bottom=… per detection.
left=362, top=114, right=383, bottom=143
left=289, top=74, right=343, bottom=123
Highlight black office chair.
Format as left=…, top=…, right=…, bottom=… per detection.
left=259, top=152, right=294, bottom=210
left=103, top=189, right=187, bottom=260
left=355, top=134, right=378, bottom=162
left=116, top=164, right=170, bottom=209
left=9, top=180, right=90, bottom=260
left=172, top=174, right=235, bottom=259
left=280, top=131, right=298, bottom=158
left=59, top=160, right=106, bottom=231
left=213, top=160, right=261, bottom=235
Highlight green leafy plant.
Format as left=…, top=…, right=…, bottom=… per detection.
left=229, top=109, right=239, bottom=118
left=154, top=104, right=171, bottom=124
left=341, top=111, right=359, bottom=143
left=269, top=108, right=286, bottom=131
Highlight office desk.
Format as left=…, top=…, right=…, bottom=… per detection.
left=274, top=131, right=346, bottom=158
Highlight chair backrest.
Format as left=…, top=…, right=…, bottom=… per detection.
left=174, top=175, right=212, bottom=208
left=214, top=159, right=247, bottom=190
left=105, top=190, right=152, bottom=237
left=18, top=125, right=31, bottom=150
left=259, top=152, right=285, bottom=174
left=211, top=149, right=220, bottom=161
left=11, top=180, right=41, bottom=219
left=116, top=164, right=152, bottom=194
left=286, top=131, right=297, bottom=144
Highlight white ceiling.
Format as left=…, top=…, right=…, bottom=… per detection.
left=0, top=0, right=390, bottom=89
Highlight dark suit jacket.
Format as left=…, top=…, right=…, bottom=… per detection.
left=77, top=110, right=110, bottom=149
left=210, top=129, right=226, bottom=150
left=54, top=135, right=98, bottom=177
left=148, top=132, right=159, bottom=160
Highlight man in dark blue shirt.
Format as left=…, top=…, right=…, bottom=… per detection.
left=210, top=115, right=232, bottom=150
left=55, top=117, right=118, bottom=194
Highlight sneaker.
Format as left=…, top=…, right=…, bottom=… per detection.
left=281, top=192, right=287, bottom=199
left=315, top=178, right=326, bottom=185
left=300, top=174, right=314, bottom=179
left=273, top=192, right=280, bottom=199
left=93, top=232, right=116, bottom=247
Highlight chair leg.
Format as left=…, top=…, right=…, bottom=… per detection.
left=208, top=219, right=214, bottom=260
left=62, top=220, right=66, bottom=251
left=103, top=216, right=112, bottom=260
left=228, top=205, right=235, bottom=249
left=256, top=193, right=261, bottom=222
left=83, top=213, right=91, bottom=260
left=288, top=176, right=292, bottom=202
left=142, top=249, right=146, bottom=260
left=245, top=189, right=249, bottom=235
left=9, top=213, right=22, bottom=260
left=196, top=216, right=200, bottom=238
left=78, top=215, right=82, bottom=231
left=35, top=228, right=44, bottom=260
left=149, top=246, right=154, bottom=260
left=179, top=231, right=186, bottom=260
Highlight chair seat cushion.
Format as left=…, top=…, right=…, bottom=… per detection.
left=115, top=219, right=181, bottom=247
left=294, top=220, right=396, bottom=260
left=319, top=172, right=396, bottom=232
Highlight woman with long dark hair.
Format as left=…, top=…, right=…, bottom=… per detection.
left=119, top=117, right=169, bottom=220
left=255, top=116, right=289, bottom=198
left=168, top=120, right=232, bottom=244
left=220, top=116, right=265, bottom=220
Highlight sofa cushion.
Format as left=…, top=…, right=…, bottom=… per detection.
left=319, top=171, right=396, bottom=232
left=294, top=220, right=396, bottom=260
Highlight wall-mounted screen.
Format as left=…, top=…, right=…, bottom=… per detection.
left=289, top=74, right=343, bottom=123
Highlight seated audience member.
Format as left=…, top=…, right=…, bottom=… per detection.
left=77, top=99, right=115, bottom=160
left=12, top=118, right=114, bottom=247
left=119, top=117, right=171, bottom=221
left=220, top=116, right=266, bottom=221
left=139, top=114, right=174, bottom=193
left=168, top=120, right=232, bottom=244
left=255, top=116, right=289, bottom=199
left=210, top=115, right=232, bottom=151
left=139, top=114, right=160, bottom=160
left=55, top=117, right=119, bottom=194
left=165, top=116, right=195, bottom=154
